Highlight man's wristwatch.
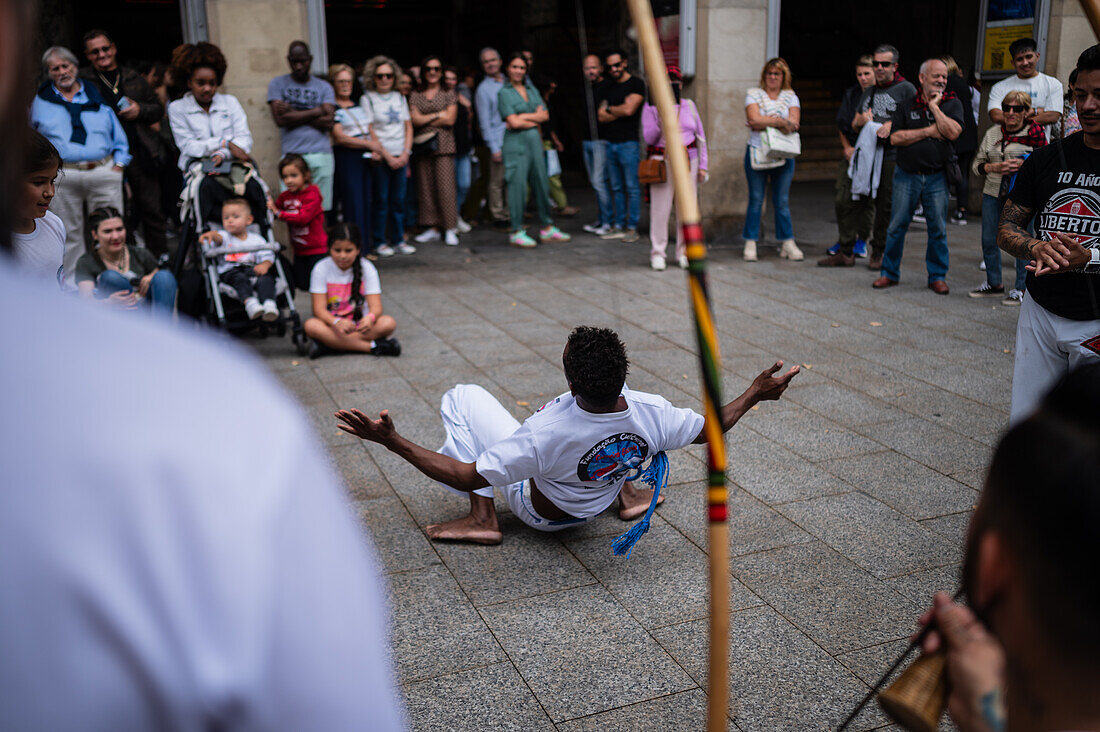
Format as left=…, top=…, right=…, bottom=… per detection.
left=1085, top=247, right=1100, bottom=273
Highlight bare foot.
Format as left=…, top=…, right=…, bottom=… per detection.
left=619, top=481, right=665, bottom=521
left=426, top=513, right=503, bottom=545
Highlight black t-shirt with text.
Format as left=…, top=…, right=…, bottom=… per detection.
left=1008, top=132, right=1100, bottom=320
left=857, top=77, right=916, bottom=160
left=890, top=95, right=965, bottom=174
left=600, top=75, right=646, bottom=143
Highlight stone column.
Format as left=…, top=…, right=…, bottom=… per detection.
left=204, top=0, right=311, bottom=182
left=1046, top=0, right=1096, bottom=86
left=692, top=0, right=769, bottom=238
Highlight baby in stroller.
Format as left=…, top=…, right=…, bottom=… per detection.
left=199, top=198, right=278, bottom=321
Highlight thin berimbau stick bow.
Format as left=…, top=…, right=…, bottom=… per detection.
left=623, top=2, right=729, bottom=729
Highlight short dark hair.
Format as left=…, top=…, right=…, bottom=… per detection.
left=82, top=28, right=112, bottom=46
left=278, top=153, right=311, bottom=181
left=1009, top=38, right=1038, bottom=59
left=1077, top=44, right=1100, bottom=74
left=605, top=48, right=627, bottom=64
left=563, top=326, right=629, bottom=407
left=25, top=128, right=61, bottom=175
left=288, top=40, right=311, bottom=56
left=873, top=44, right=899, bottom=64
left=967, top=364, right=1100, bottom=672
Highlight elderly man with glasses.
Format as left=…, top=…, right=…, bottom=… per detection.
left=31, top=45, right=130, bottom=287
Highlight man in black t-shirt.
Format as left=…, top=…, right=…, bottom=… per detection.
left=581, top=55, right=613, bottom=236
left=873, top=59, right=964, bottom=294
left=998, top=44, right=1100, bottom=423
left=597, top=49, right=645, bottom=243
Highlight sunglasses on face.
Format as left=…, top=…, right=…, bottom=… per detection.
left=375, top=72, right=393, bottom=79
left=872, top=61, right=894, bottom=68
left=610, top=61, right=626, bottom=69
left=425, top=65, right=442, bottom=72
left=1002, top=104, right=1028, bottom=113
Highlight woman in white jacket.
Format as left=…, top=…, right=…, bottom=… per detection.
left=167, top=43, right=264, bottom=226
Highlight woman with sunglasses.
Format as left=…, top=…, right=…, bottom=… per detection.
left=330, top=64, right=381, bottom=257
left=362, top=57, right=415, bottom=257
left=970, top=90, right=1046, bottom=305
left=408, top=55, right=460, bottom=247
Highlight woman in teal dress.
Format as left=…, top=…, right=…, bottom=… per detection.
left=497, top=53, right=570, bottom=248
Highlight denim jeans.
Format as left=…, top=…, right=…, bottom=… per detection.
left=582, top=140, right=612, bottom=226
left=371, top=163, right=408, bottom=246
left=334, top=147, right=373, bottom=251
left=880, top=167, right=950, bottom=284
left=454, top=153, right=472, bottom=210
left=96, top=268, right=177, bottom=316
left=605, top=141, right=641, bottom=229
left=980, top=193, right=1028, bottom=291
left=742, top=148, right=795, bottom=241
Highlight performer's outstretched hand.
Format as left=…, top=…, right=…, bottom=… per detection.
left=749, top=360, right=800, bottom=402
left=335, top=408, right=398, bottom=445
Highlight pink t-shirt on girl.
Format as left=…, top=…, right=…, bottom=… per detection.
left=308, top=255, right=382, bottom=318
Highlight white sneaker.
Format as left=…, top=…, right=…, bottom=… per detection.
left=376, top=244, right=396, bottom=257
left=679, top=255, right=689, bottom=269
left=779, top=239, right=804, bottom=261
left=1003, top=288, right=1024, bottom=306
left=456, top=218, right=472, bottom=233
left=396, top=242, right=417, bottom=255
left=583, top=222, right=602, bottom=234
left=244, top=297, right=263, bottom=320
left=444, top=229, right=459, bottom=246
left=743, top=240, right=758, bottom=262
left=261, top=299, right=279, bottom=322
left=650, top=254, right=666, bottom=271
left=979, top=261, right=987, bottom=271
left=414, top=228, right=441, bottom=243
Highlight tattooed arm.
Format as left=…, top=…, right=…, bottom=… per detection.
left=996, top=198, right=1038, bottom=260
left=999, top=199, right=1093, bottom=274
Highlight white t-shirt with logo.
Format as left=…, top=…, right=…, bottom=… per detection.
left=475, top=387, right=704, bottom=518
left=362, top=91, right=410, bottom=157
left=309, top=255, right=382, bottom=318
left=987, top=72, right=1063, bottom=140
left=11, top=211, right=64, bottom=285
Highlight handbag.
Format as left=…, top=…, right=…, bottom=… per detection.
left=761, top=126, right=802, bottom=158
left=749, top=145, right=784, bottom=171
left=411, top=128, right=438, bottom=156
left=638, top=158, right=667, bottom=184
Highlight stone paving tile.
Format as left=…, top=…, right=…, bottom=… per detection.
left=401, top=662, right=555, bottom=731
left=729, top=542, right=922, bottom=654
left=353, top=497, right=441, bottom=576
left=659, top=484, right=814, bottom=558
left=480, top=585, right=695, bottom=722
left=556, top=689, right=736, bottom=732
left=652, top=605, right=873, bottom=731
left=777, top=492, right=955, bottom=579
left=887, top=564, right=962, bottom=604
left=566, top=520, right=762, bottom=629
left=432, top=514, right=596, bottom=607
left=387, top=564, right=505, bottom=683
left=854, top=417, right=993, bottom=475
left=328, top=443, right=393, bottom=500
left=818, top=451, right=977, bottom=521
left=726, top=439, right=853, bottom=506
left=784, top=381, right=907, bottom=427
left=744, top=406, right=884, bottom=463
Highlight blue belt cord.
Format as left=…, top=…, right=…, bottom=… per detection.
left=611, top=452, right=669, bottom=557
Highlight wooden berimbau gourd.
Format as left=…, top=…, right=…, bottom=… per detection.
left=877, top=651, right=949, bottom=732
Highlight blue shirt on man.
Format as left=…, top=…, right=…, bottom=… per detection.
left=266, top=74, right=335, bottom=155
left=31, top=82, right=131, bottom=166
left=475, top=76, right=506, bottom=154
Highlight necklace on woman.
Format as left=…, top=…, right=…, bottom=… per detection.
left=102, top=246, right=128, bottom=272
left=97, top=69, right=122, bottom=97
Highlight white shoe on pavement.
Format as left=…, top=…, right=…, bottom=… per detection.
left=244, top=297, right=263, bottom=320
left=650, top=254, right=666, bottom=271
left=743, top=240, right=758, bottom=262
left=396, top=242, right=417, bottom=255
left=456, top=218, right=472, bottom=233
left=779, top=239, right=804, bottom=261
left=444, top=229, right=459, bottom=246
left=414, top=228, right=441, bottom=243
left=375, top=244, right=396, bottom=257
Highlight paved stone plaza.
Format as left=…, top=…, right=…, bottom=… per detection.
left=253, top=182, right=1015, bottom=730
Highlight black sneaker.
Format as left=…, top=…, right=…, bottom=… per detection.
left=968, top=283, right=1005, bottom=299
left=308, top=339, right=332, bottom=360
left=952, top=210, right=968, bottom=225
left=371, top=337, right=402, bottom=356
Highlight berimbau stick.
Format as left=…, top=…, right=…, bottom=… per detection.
left=623, top=2, right=729, bottom=730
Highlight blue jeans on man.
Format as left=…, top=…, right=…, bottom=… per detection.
left=371, top=163, right=408, bottom=246
left=880, top=167, right=950, bottom=284
left=742, top=149, right=796, bottom=241
left=980, top=193, right=1028, bottom=291
left=582, top=140, right=612, bottom=227
left=605, top=141, right=640, bottom=230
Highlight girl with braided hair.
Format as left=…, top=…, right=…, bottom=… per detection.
left=303, top=222, right=399, bottom=359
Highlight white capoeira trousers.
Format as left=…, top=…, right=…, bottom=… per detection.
left=437, top=384, right=591, bottom=532
left=1010, top=292, right=1100, bottom=424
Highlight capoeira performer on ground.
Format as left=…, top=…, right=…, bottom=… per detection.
left=336, top=326, right=799, bottom=546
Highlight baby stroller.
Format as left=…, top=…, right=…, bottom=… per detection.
left=172, top=162, right=310, bottom=355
